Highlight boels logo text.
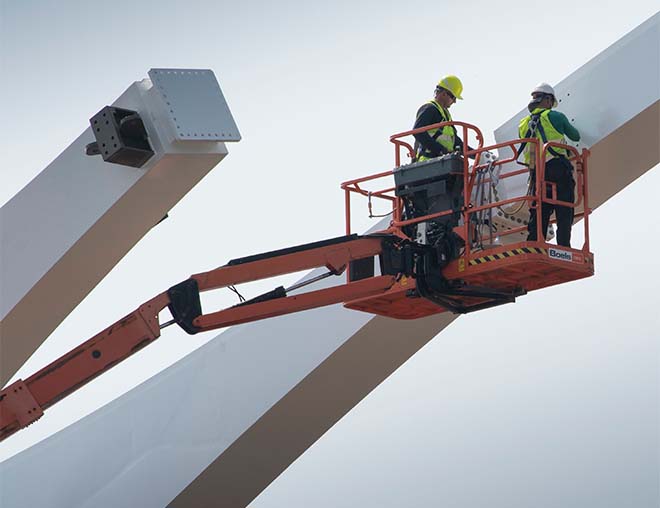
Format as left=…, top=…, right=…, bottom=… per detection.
left=548, top=248, right=583, bottom=263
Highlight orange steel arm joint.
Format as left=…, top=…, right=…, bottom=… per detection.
left=0, top=234, right=403, bottom=442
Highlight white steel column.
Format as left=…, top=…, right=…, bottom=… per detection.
left=0, top=69, right=240, bottom=386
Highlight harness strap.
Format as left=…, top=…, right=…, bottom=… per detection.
left=517, top=113, right=564, bottom=163
left=516, top=113, right=540, bottom=163
left=535, top=120, right=564, bottom=158
left=416, top=102, right=453, bottom=158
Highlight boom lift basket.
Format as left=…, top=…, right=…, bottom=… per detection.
left=341, top=120, right=594, bottom=318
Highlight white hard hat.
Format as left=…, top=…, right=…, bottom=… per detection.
left=532, top=82, right=558, bottom=107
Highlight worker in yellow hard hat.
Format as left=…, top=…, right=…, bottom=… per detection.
left=413, top=75, right=468, bottom=162
left=519, top=82, right=581, bottom=247
left=404, top=76, right=470, bottom=250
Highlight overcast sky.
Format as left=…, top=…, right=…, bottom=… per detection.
left=1, top=1, right=659, bottom=507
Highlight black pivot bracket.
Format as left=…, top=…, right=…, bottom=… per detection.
left=85, top=106, right=154, bottom=168
left=167, top=279, right=203, bottom=335
left=415, top=248, right=526, bottom=314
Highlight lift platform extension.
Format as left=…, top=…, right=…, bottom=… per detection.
left=346, top=241, right=593, bottom=318
left=0, top=121, right=593, bottom=442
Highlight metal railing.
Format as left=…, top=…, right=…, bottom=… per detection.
left=340, top=122, right=591, bottom=267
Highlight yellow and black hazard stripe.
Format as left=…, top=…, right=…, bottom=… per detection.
left=469, top=247, right=547, bottom=266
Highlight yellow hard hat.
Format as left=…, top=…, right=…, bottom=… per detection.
left=437, top=75, right=463, bottom=100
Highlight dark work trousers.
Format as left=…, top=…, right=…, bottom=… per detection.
left=527, top=157, right=575, bottom=247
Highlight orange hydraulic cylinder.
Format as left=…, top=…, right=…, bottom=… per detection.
left=194, top=275, right=397, bottom=331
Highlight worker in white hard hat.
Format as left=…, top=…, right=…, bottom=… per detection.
left=413, top=75, right=471, bottom=162
left=519, top=82, right=581, bottom=247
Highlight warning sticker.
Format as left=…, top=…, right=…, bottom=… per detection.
left=469, top=246, right=546, bottom=266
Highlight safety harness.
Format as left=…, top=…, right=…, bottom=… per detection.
left=517, top=112, right=564, bottom=165
left=414, top=101, right=456, bottom=161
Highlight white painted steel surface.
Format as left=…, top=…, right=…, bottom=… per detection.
left=0, top=69, right=239, bottom=386
left=148, top=69, right=241, bottom=142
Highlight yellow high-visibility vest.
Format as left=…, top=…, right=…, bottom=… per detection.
left=417, top=100, right=456, bottom=161
left=518, top=108, right=569, bottom=164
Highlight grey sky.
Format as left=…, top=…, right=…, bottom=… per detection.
left=1, top=1, right=658, bottom=506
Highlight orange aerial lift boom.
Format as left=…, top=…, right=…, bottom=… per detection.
left=0, top=121, right=593, bottom=443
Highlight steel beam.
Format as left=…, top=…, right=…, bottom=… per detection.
left=0, top=69, right=240, bottom=386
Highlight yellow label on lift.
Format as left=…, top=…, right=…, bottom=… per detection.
left=458, top=259, right=465, bottom=272
left=400, top=275, right=408, bottom=286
